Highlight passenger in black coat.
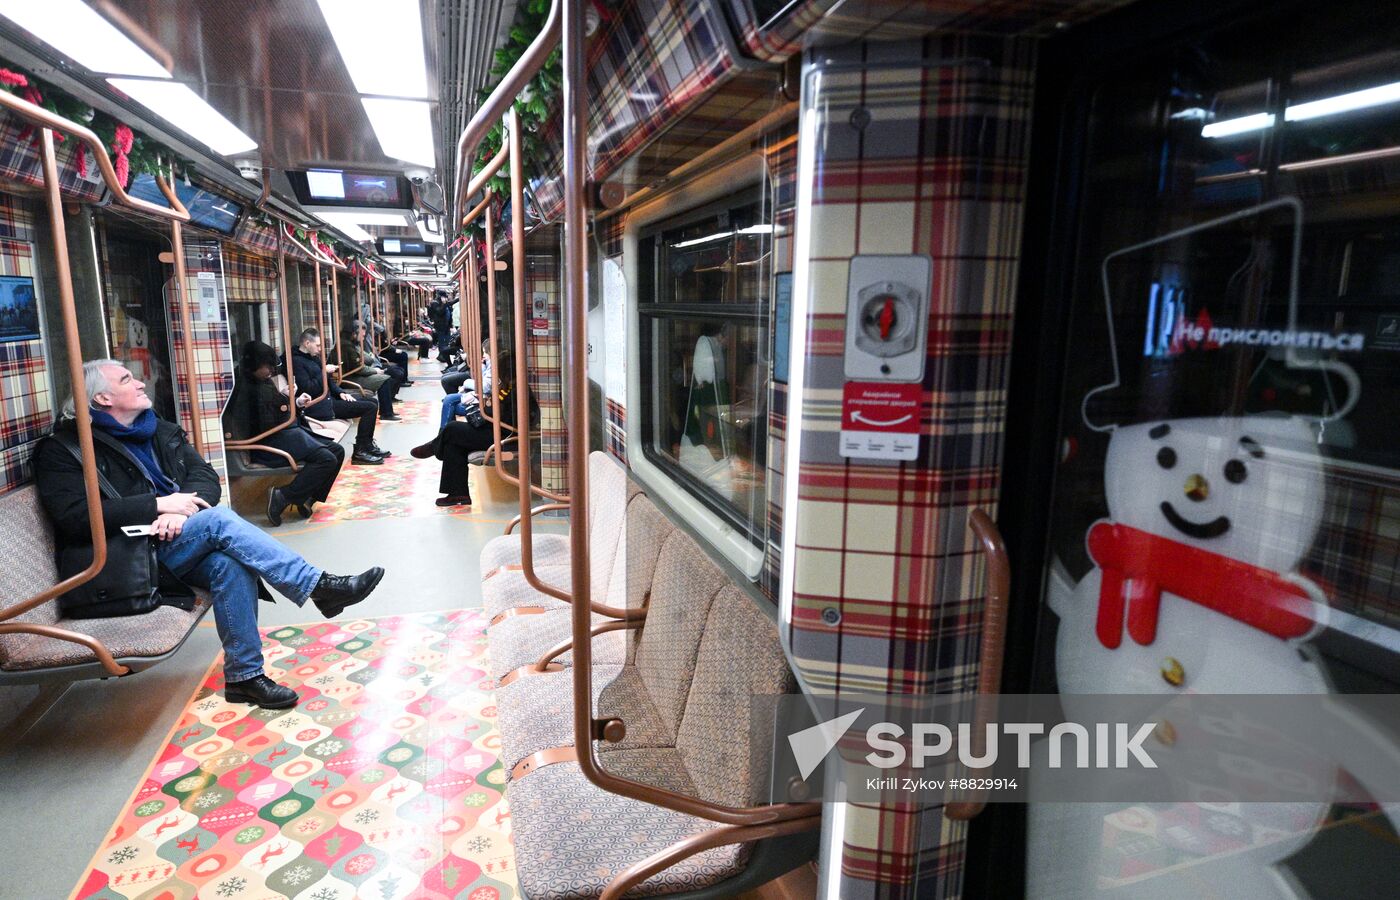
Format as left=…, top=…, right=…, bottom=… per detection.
left=289, top=329, right=385, bottom=459
left=225, top=341, right=353, bottom=525
left=34, top=358, right=385, bottom=708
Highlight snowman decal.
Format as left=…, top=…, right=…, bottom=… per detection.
left=1028, top=199, right=1400, bottom=898
left=1051, top=414, right=1329, bottom=701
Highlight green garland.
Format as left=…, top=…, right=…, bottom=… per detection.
left=463, top=0, right=562, bottom=240
left=0, top=60, right=192, bottom=186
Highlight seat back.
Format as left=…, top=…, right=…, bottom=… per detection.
left=0, top=485, right=63, bottom=665
left=585, top=450, right=629, bottom=601
left=675, top=587, right=795, bottom=808
left=631, top=528, right=728, bottom=733
left=610, top=491, right=676, bottom=660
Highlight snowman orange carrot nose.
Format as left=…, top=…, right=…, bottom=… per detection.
left=1184, top=473, right=1210, bottom=502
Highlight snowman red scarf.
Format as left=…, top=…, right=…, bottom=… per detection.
left=1086, top=522, right=1317, bottom=649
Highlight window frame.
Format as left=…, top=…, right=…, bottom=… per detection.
left=625, top=154, right=771, bottom=579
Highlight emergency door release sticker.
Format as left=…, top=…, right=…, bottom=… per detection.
left=840, top=381, right=922, bottom=460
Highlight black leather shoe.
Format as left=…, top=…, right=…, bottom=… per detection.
left=369, top=442, right=392, bottom=458
left=351, top=450, right=384, bottom=465
left=410, top=441, right=435, bottom=459
left=297, top=500, right=315, bottom=519
left=267, top=487, right=287, bottom=527
left=312, top=566, right=385, bottom=618
left=381, top=413, right=402, bottom=421
left=224, top=675, right=298, bottom=709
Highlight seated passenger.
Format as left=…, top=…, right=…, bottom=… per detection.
left=410, top=353, right=534, bottom=507
left=405, top=325, right=433, bottom=360
left=227, top=341, right=380, bottom=529
left=341, top=321, right=402, bottom=420
left=290, top=327, right=390, bottom=460
left=440, top=340, right=491, bottom=427
left=34, top=358, right=385, bottom=709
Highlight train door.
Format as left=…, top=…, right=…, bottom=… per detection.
left=983, top=1, right=1400, bottom=896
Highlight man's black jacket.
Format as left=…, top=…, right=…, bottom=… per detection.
left=291, top=347, right=341, bottom=420
left=32, top=414, right=229, bottom=605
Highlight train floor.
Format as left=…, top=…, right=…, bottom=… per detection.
left=0, top=358, right=567, bottom=900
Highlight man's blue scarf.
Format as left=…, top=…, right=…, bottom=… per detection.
left=89, top=408, right=178, bottom=496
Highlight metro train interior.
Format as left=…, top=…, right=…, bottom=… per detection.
left=0, top=0, right=1398, bottom=898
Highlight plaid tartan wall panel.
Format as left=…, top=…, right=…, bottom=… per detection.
left=0, top=109, right=105, bottom=203
left=523, top=235, right=568, bottom=496
left=782, top=35, right=1035, bottom=895
left=0, top=196, right=50, bottom=494
left=164, top=238, right=233, bottom=488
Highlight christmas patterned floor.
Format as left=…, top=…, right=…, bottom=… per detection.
left=71, top=610, right=517, bottom=900
left=381, top=399, right=435, bottom=426
left=306, top=454, right=475, bottom=523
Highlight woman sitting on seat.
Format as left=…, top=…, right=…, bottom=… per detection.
left=226, top=341, right=368, bottom=527
left=410, top=352, right=535, bottom=507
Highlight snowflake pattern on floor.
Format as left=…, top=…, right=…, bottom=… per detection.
left=73, top=611, right=517, bottom=900
left=382, top=399, right=435, bottom=426
left=308, top=454, right=479, bottom=523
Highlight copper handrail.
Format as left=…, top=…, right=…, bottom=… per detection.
left=945, top=508, right=1011, bottom=821
left=226, top=229, right=298, bottom=447
left=599, top=815, right=823, bottom=900
left=534, top=617, right=640, bottom=672
left=164, top=171, right=205, bottom=456
left=0, top=90, right=188, bottom=224
left=341, top=261, right=366, bottom=379
left=557, top=0, right=814, bottom=827
left=505, top=501, right=570, bottom=534
left=0, top=622, right=129, bottom=677
left=450, top=0, right=559, bottom=223
left=301, top=259, right=331, bottom=407
left=482, top=195, right=502, bottom=427
left=0, top=129, right=115, bottom=668
left=229, top=443, right=300, bottom=472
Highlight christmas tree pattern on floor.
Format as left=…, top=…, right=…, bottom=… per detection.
left=73, top=610, right=517, bottom=900
left=307, top=455, right=480, bottom=523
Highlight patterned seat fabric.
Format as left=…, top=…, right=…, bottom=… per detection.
left=486, top=608, right=627, bottom=680
left=480, top=531, right=570, bottom=575
left=481, top=565, right=574, bottom=619
left=0, top=485, right=210, bottom=670
left=507, top=760, right=750, bottom=899
left=495, top=665, right=673, bottom=776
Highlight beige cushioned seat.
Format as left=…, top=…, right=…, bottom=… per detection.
left=0, top=485, right=209, bottom=672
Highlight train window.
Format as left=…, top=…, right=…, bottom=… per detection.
left=638, top=191, right=772, bottom=550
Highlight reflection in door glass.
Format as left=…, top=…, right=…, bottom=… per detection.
left=1028, top=5, right=1400, bottom=896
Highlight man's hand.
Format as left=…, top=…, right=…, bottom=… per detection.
left=155, top=492, right=210, bottom=517
left=151, top=512, right=188, bottom=541
left=295, top=392, right=313, bottom=408
left=325, top=363, right=339, bottom=373
left=339, top=392, right=356, bottom=402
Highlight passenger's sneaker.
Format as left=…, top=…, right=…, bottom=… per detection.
left=224, top=674, right=298, bottom=709
left=311, top=566, right=385, bottom=618
left=351, top=449, right=384, bottom=465
left=267, top=487, right=287, bottom=527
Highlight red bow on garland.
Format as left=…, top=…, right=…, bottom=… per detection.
left=1086, top=522, right=1317, bottom=649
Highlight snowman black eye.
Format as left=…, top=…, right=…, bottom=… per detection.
left=1156, top=447, right=1177, bottom=469
left=1224, top=459, right=1247, bottom=483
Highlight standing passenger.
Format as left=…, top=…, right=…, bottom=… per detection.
left=34, top=359, right=385, bottom=709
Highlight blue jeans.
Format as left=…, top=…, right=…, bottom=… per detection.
left=157, top=506, right=323, bottom=682
left=440, top=393, right=469, bottom=427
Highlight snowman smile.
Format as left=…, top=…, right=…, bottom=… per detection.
left=1159, top=502, right=1230, bottom=539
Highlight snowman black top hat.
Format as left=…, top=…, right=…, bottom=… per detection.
left=1081, top=196, right=1359, bottom=432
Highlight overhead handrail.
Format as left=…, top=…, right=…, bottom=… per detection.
left=552, top=0, right=818, bottom=839
left=945, top=509, right=1011, bottom=821
left=226, top=228, right=298, bottom=447
left=0, top=125, right=119, bottom=674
